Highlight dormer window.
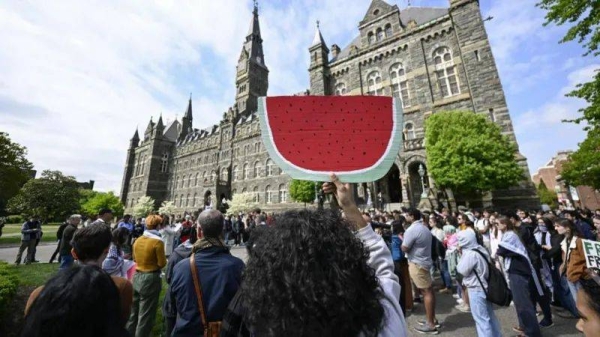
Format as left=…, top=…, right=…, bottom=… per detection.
left=385, top=24, right=392, bottom=37
left=376, top=28, right=384, bottom=42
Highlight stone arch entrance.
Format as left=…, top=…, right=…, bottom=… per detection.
left=203, top=190, right=213, bottom=209
left=386, top=164, right=402, bottom=203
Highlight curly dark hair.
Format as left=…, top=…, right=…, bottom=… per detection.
left=240, top=209, right=384, bottom=337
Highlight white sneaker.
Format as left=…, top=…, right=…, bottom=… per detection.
left=456, top=299, right=464, bottom=304
left=452, top=294, right=460, bottom=299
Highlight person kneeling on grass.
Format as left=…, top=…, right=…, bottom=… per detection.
left=21, top=265, right=129, bottom=337
left=24, top=224, right=133, bottom=330
left=456, top=229, right=502, bottom=337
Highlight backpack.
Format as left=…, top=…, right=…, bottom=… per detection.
left=431, top=236, right=446, bottom=261
left=472, top=249, right=512, bottom=307
left=56, top=222, right=68, bottom=240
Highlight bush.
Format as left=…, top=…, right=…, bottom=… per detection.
left=0, top=262, right=19, bottom=318
left=6, top=215, right=23, bottom=224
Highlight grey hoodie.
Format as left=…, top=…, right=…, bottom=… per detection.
left=456, top=229, right=490, bottom=291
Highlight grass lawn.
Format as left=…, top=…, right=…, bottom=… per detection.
left=3, top=262, right=168, bottom=337
left=0, top=224, right=61, bottom=246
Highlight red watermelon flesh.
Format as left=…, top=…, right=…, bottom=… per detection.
left=264, top=96, right=394, bottom=172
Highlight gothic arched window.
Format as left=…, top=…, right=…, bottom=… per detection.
left=433, top=47, right=460, bottom=97
left=366, top=71, right=383, bottom=96
left=390, top=63, right=410, bottom=108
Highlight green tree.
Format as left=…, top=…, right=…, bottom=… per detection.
left=289, top=180, right=316, bottom=207
left=132, top=196, right=155, bottom=218
left=537, top=180, right=559, bottom=209
left=560, top=128, right=600, bottom=189
left=425, top=111, right=523, bottom=195
left=7, top=170, right=80, bottom=222
left=80, top=191, right=124, bottom=218
left=158, top=201, right=177, bottom=216
left=0, top=132, right=34, bottom=215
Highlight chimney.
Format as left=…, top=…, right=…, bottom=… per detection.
left=331, top=44, right=341, bottom=59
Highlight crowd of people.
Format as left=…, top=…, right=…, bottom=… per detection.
left=16, top=174, right=600, bottom=337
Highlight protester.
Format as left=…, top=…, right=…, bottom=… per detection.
left=102, top=227, right=135, bottom=278
left=117, top=214, right=134, bottom=233
left=496, top=216, right=547, bottom=337
left=21, top=265, right=129, bottom=337
left=563, top=210, right=595, bottom=241
left=474, top=209, right=491, bottom=252
left=162, top=226, right=198, bottom=337
left=577, top=277, right=600, bottom=337
left=456, top=229, right=502, bottom=337
left=58, top=214, right=81, bottom=270
left=126, top=214, right=166, bottom=337
left=170, top=210, right=244, bottom=337
left=91, top=209, right=114, bottom=227
left=225, top=175, right=407, bottom=336
left=49, top=218, right=68, bottom=264
left=391, top=218, right=410, bottom=315
left=179, top=215, right=193, bottom=243
left=402, top=208, right=437, bottom=334
left=159, top=215, right=177, bottom=258
left=15, top=215, right=41, bottom=265
left=25, top=224, right=133, bottom=325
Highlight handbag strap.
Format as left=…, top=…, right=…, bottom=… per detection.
left=190, top=253, right=209, bottom=334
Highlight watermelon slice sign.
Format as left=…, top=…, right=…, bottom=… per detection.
left=257, top=96, right=403, bottom=183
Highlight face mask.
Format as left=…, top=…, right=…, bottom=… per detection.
left=538, top=224, right=548, bottom=233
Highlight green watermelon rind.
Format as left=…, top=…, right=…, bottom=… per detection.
left=257, top=96, right=404, bottom=183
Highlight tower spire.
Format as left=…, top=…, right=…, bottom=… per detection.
left=311, top=19, right=327, bottom=47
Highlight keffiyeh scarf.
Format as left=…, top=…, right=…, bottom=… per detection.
left=499, top=231, right=544, bottom=296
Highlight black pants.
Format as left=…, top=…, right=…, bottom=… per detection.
left=393, top=261, right=406, bottom=316
left=49, top=240, right=61, bottom=263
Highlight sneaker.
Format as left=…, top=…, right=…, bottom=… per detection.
left=455, top=304, right=471, bottom=313
left=456, top=298, right=464, bottom=305
left=417, top=319, right=441, bottom=328
left=556, top=311, right=578, bottom=319
left=414, top=324, right=440, bottom=335
left=512, top=326, right=524, bottom=333
left=539, top=319, right=554, bottom=329
left=452, top=294, right=460, bottom=299
left=438, top=288, right=451, bottom=294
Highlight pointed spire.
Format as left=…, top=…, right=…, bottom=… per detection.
left=145, top=117, right=154, bottom=135
left=311, top=20, right=327, bottom=47
left=184, top=96, right=193, bottom=120
left=247, top=0, right=260, bottom=38
left=131, top=128, right=140, bottom=140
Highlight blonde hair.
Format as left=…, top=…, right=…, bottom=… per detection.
left=145, top=214, right=162, bottom=230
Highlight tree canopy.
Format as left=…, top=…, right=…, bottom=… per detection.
left=0, top=132, right=34, bottom=216
left=560, top=130, right=600, bottom=189
left=228, top=192, right=258, bottom=215
left=289, top=180, right=316, bottom=206
left=7, top=170, right=80, bottom=222
left=425, top=111, right=523, bottom=195
left=537, top=180, right=559, bottom=209
left=132, top=196, right=155, bottom=218
left=158, top=201, right=177, bottom=216
left=80, top=191, right=124, bottom=218
left=539, top=0, right=600, bottom=127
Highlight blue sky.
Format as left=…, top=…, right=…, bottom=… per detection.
left=0, top=0, right=596, bottom=193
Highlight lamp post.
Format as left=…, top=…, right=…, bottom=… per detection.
left=418, top=164, right=427, bottom=198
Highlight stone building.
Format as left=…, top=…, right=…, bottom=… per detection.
left=120, top=0, right=539, bottom=215
left=310, top=0, right=538, bottom=209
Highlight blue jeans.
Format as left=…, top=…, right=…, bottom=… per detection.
left=553, top=265, right=579, bottom=317
left=440, top=259, right=452, bottom=289
left=509, top=273, right=542, bottom=337
left=59, top=254, right=74, bottom=270
left=568, top=280, right=581, bottom=304
left=468, top=289, right=502, bottom=337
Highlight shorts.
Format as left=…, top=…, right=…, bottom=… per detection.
left=409, top=262, right=433, bottom=289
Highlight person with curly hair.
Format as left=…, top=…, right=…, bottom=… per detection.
left=226, top=174, right=407, bottom=337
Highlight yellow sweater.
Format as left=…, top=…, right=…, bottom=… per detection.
left=133, top=234, right=167, bottom=272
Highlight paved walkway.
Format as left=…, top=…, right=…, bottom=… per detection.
left=0, top=244, right=580, bottom=337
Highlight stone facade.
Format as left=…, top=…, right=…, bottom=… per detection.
left=121, top=0, right=539, bottom=215
left=309, top=0, right=538, bottom=209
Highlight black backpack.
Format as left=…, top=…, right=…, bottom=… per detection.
left=472, top=249, right=512, bottom=307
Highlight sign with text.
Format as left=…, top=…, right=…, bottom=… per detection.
left=582, top=239, right=600, bottom=270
